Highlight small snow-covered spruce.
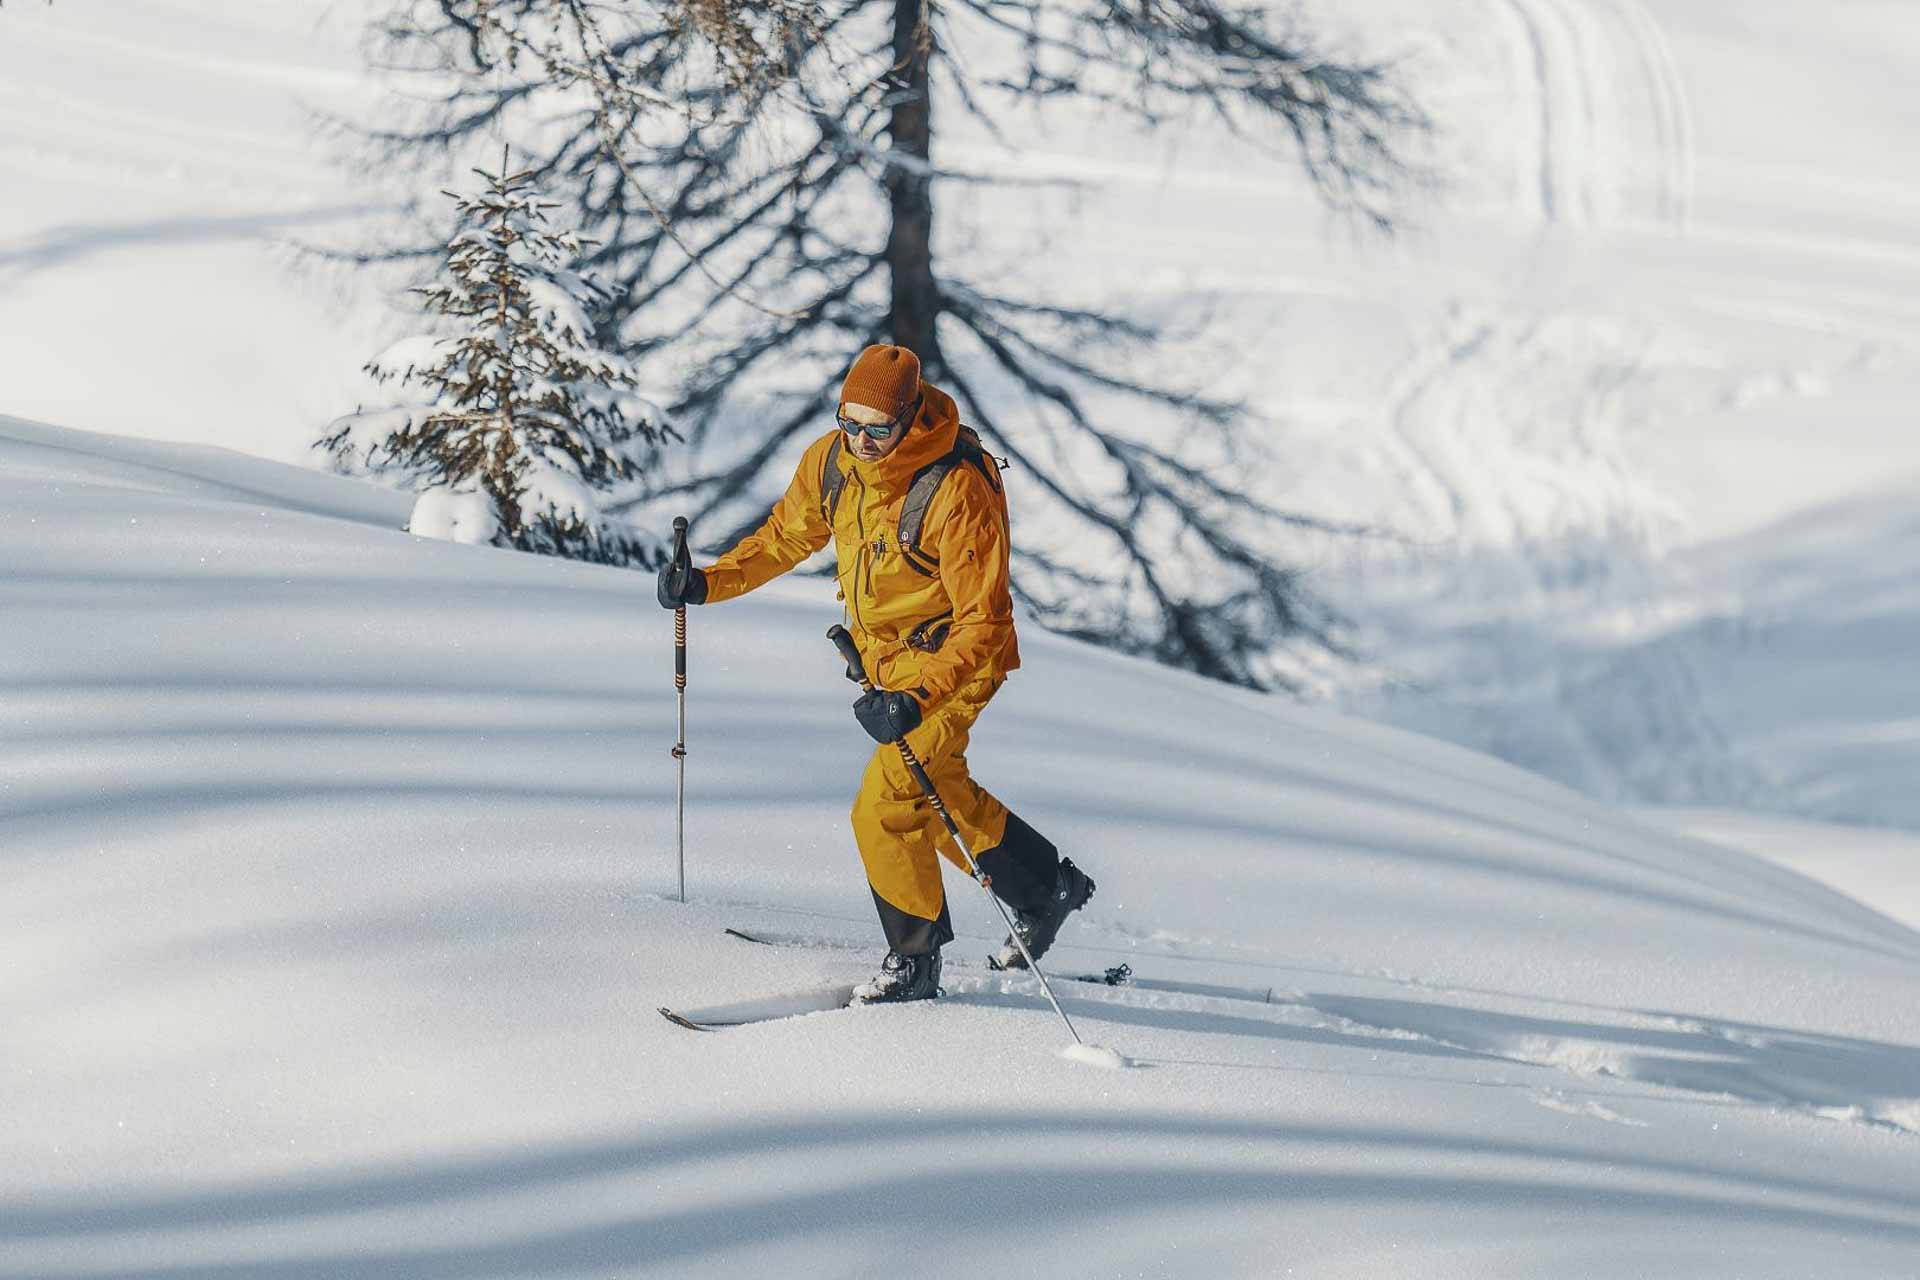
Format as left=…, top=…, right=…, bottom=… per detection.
left=321, top=154, right=669, bottom=564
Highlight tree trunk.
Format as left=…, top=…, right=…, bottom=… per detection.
left=884, top=0, right=943, bottom=374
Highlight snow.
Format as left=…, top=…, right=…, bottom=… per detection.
left=4, top=416, right=1920, bottom=1277
left=1058, top=1042, right=1132, bottom=1071
left=1637, top=807, right=1920, bottom=933
left=0, top=0, right=392, bottom=467
left=6, top=3, right=1920, bottom=1272
left=369, top=334, right=454, bottom=379
left=408, top=486, right=500, bottom=545
left=937, top=0, right=1920, bottom=817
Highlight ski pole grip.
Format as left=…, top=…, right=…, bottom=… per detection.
left=670, top=516, right=689, bottom=572
left=671, top=515, right=690, bottom=677
left=826, top=624, right=870, bottom=688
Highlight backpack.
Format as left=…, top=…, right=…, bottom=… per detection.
left=819, top=424, right=1004, bottom=559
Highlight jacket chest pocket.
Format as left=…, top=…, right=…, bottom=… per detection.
left=867, top=539, right=948, bottom=622
left=865, top=534, right=934, bottom=597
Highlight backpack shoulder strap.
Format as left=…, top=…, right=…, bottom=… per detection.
left=958, top=425, right=1004, bottom=493
left=820, top=433, right=848, bottom=525
left=898, top=426, right=1002, bottom=554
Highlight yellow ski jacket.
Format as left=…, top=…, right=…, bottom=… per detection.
left=702, top=381, right=1019, bottom=704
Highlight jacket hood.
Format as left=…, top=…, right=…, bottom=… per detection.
left=846, top=379, right=961, bottom=490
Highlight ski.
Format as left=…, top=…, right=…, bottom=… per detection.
left=721, top=932, right=1274, bottom=997
left=722, top=926, right=865, bottom=950
left=665, top=928, right=1279, bottom=1031
left=657, top=982, right=861, bottom=1031
left=726, top=924, right=1135, bottom=985
left=989, top=953, right=1133, bottom=987
left=722, top=925, right=1271, bottom=1002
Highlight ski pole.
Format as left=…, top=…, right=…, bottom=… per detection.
left=671, top=515, right=689, bottom=904
left=827, top=624, right=1085, bottom=1046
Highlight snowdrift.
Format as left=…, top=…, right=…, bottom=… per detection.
left=5, top=416, right=1919, bottom=1278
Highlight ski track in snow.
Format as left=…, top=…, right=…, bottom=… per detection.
left=1495, top=0, right=1696, bottom=230
left=1613, top=0, right=1697, bottom=229
left=1306, top=992, right=1920, bottom=1137
left=1293, top=0, right=1917, bottom=819
left=722, top=919, right=1920, bottom=1137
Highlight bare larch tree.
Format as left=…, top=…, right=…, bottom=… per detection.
left=349, top=0, right=1425, bottom=689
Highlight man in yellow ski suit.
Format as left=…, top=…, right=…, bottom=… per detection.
left=656, top=344, right=1094, bottom=1002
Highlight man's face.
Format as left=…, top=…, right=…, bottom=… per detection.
left=841, top=401, right=909, bottom=462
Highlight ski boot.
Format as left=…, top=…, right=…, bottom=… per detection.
left=853, top=949, right=942, bottom=1003
left=991, top=857, right=1095, bottom=970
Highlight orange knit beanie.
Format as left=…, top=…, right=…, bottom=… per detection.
left=839, top=344, right=922, bottom=419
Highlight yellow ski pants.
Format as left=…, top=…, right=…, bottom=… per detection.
left=851, top=673, right=1009, bottom=952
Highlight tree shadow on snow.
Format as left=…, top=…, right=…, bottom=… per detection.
left=1, top=1111, right=1917, bottom=1277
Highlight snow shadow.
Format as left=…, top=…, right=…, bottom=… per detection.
left=944, top=984, right=1514, bottom=1068
left=3, top=1111, right=1917, bottom=1277
left=1306, top=993, right=1920, bottom=1133
left=0, top=207, right=376, bottom=282
left=1036, top=786, right=1920, bottom=968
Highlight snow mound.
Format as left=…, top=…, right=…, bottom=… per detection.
left=1059, top=1042, right=1132, bottom=1071
left=408, top=486, right=499, bottom=544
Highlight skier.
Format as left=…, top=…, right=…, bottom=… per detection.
left=656, top=344, right=1095, bottom=1003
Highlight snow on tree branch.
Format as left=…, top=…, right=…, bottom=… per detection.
left=321, top=152, right=672, bottom=565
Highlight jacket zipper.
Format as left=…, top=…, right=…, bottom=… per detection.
left=848, top=470, right=870, bottom=635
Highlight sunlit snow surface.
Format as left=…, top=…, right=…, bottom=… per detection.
left=3, top=415, right=1919, bottom=1278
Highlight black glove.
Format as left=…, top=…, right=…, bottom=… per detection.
left=656, top=561, right=707, bottom=609
left=854, top=688, right=923, bottom=744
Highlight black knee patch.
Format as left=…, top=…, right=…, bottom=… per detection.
left=974, top=811, right=1060, bottom=913
left=871, top=889, right=954, bottom=956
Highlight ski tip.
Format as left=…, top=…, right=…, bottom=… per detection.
left=658, top=1007, right=714, bottom=1032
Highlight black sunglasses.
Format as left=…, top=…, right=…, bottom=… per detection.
left=837, top=395, right=920, bottom=441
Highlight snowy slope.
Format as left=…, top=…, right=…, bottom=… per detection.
left=1638, top=807, right=1920, bottom=934
left=0, top=0, right=390, bottom=465
left=5, top=418, right=1919, bottom=1278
